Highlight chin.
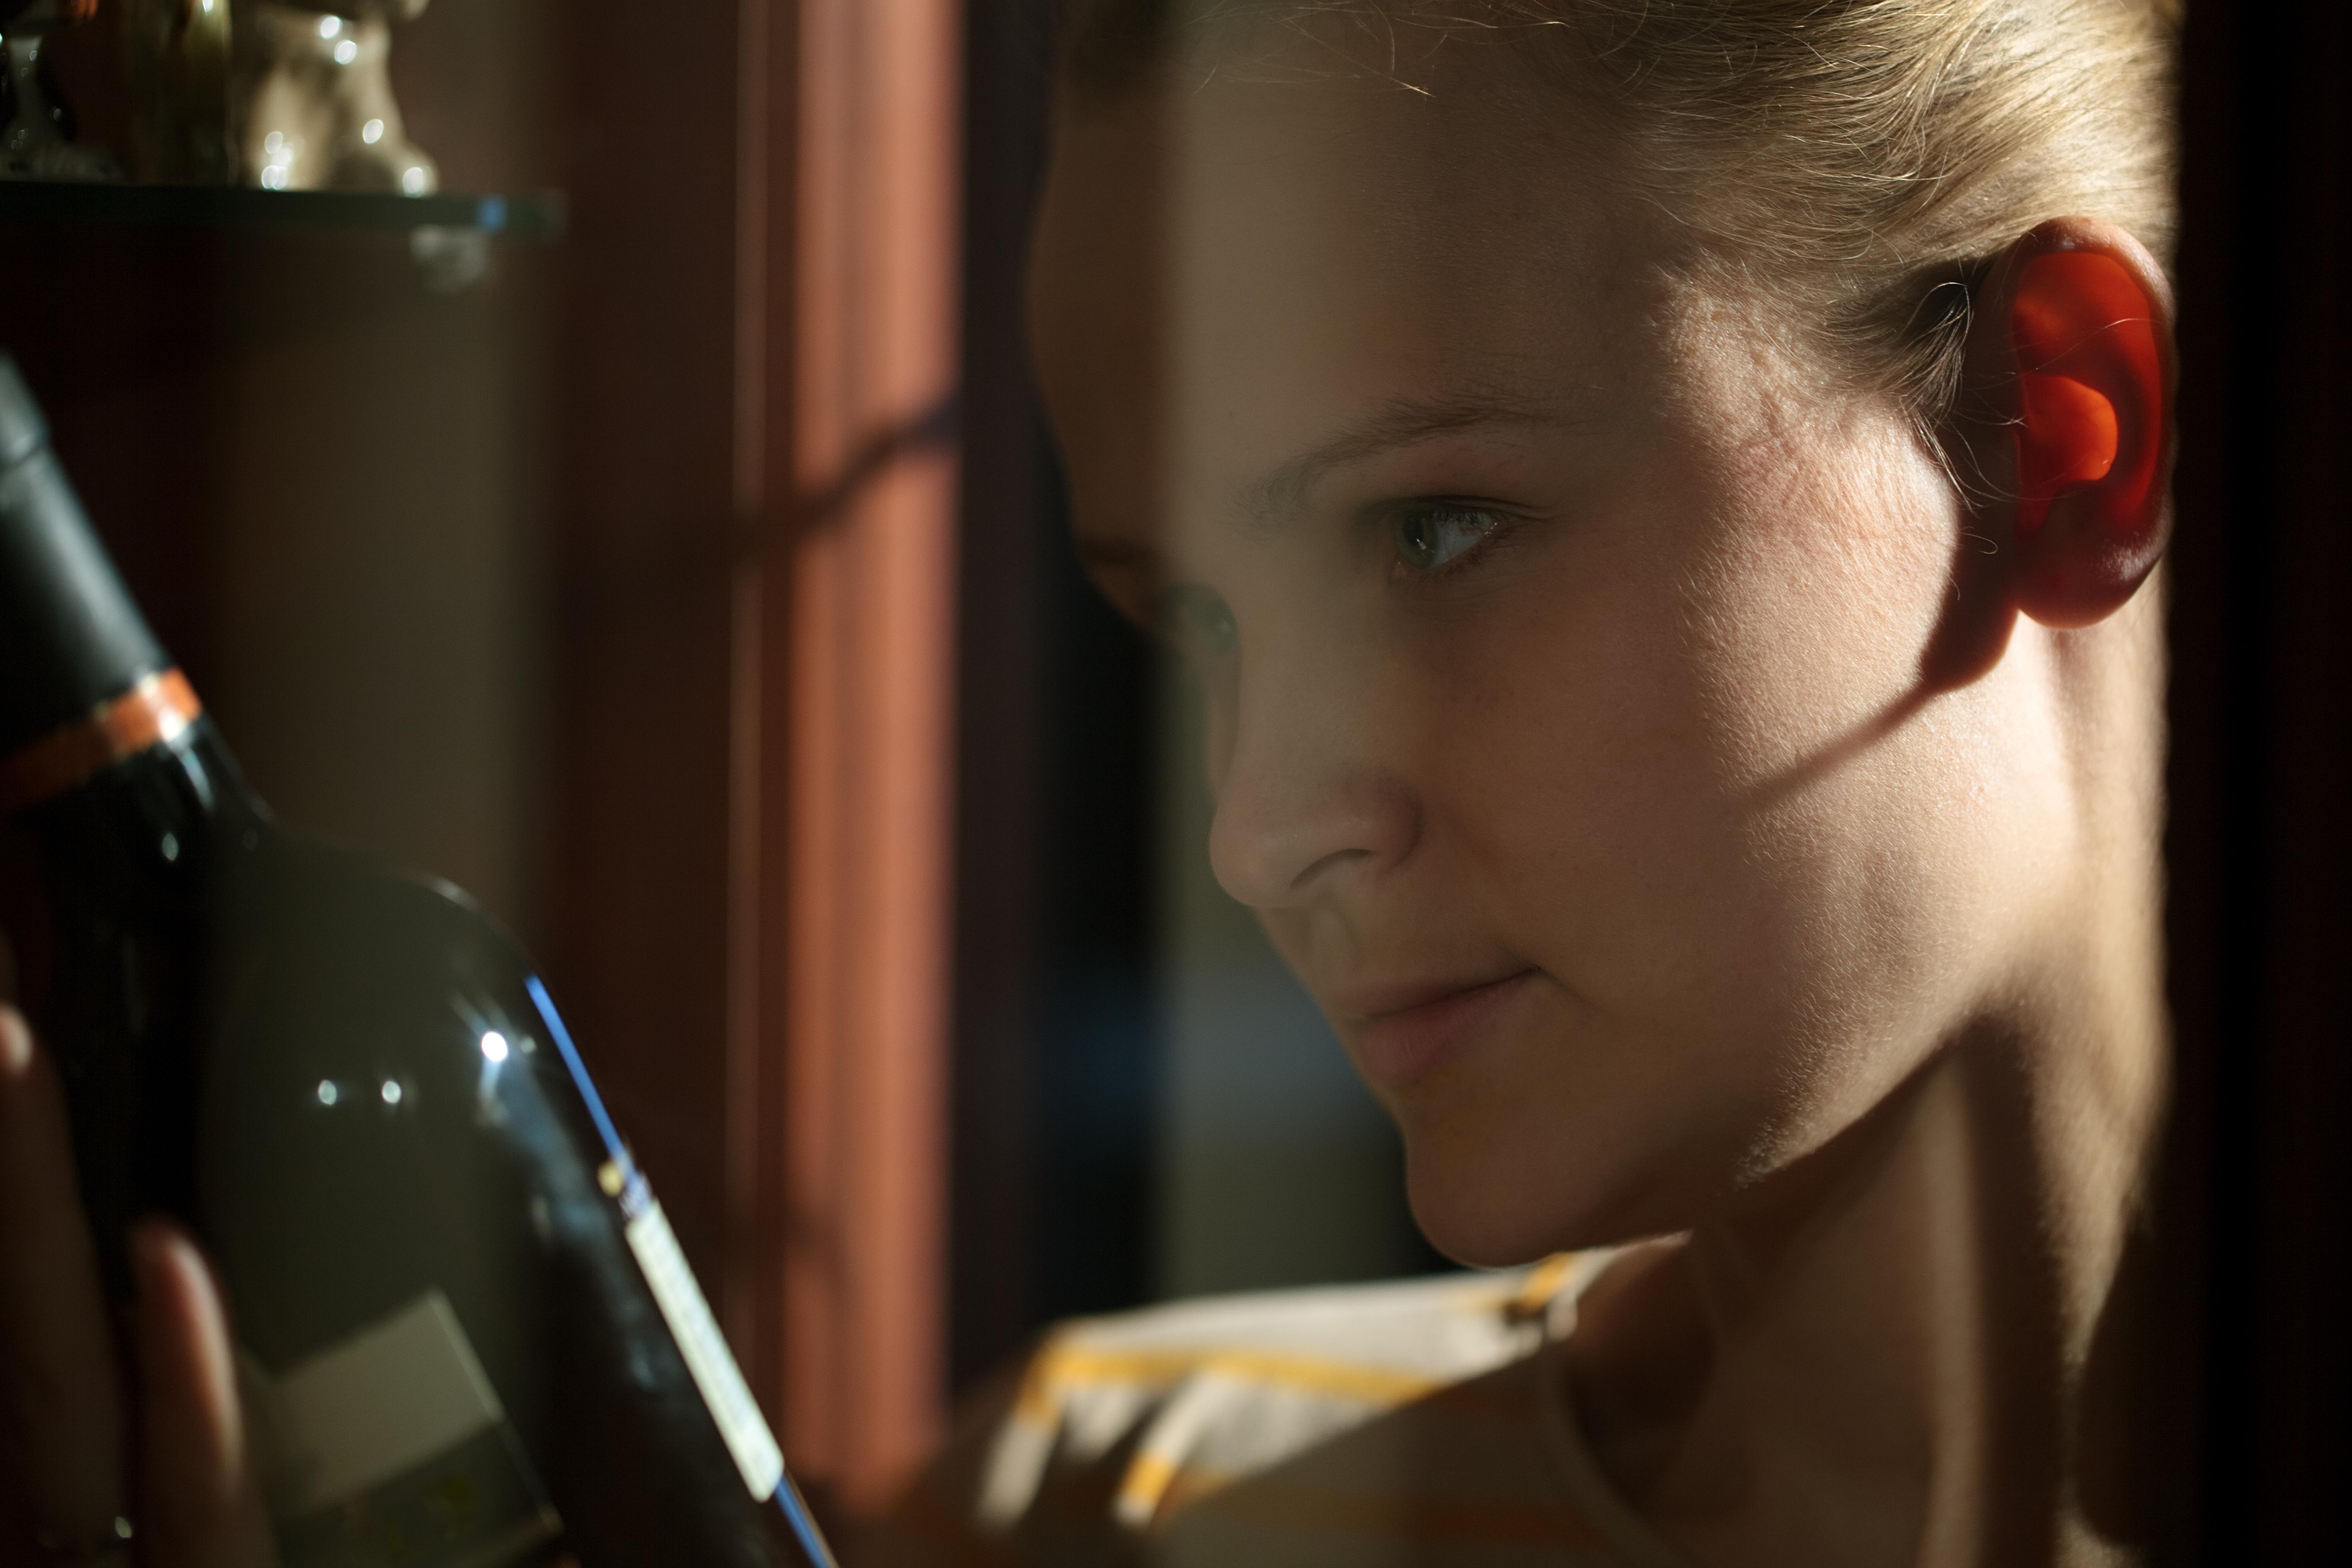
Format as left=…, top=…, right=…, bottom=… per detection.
left=1396, top=1101, right=1746, bottom=1267
left=1400, top=1139, right=1612, bottom=1269
left=1407, top=1197, right=1553, bottom=1270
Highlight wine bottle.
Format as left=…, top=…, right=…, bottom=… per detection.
left=0, top=355, right=837, bottom=1568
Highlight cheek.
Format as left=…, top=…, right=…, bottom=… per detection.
left=1435, top=595, right=1728, bottom=970
left=1667, top=436, right=1982, bottom=1043
left=1395, top=438, right=1987, bottom=1249
left=1421, top=460, right=1950, bottom=1022
left=1444, top=593, right=1846, bottom=1142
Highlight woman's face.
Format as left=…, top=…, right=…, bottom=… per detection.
left=1029, top=54, right=2070, bottom=1264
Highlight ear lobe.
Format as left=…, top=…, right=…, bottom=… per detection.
left=1959, top=224, right=2175, bottom=629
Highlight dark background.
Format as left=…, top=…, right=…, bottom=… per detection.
left=2159, top=0, right=2352, bottom=1560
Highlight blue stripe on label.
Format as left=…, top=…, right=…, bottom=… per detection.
left=776, top=1474, right=838, bottom=1568
left=526, top=975, right=838, bottom=1568
left=525, top=975, right=628, bottom=1165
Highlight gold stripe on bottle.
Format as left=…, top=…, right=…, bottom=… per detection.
left=0, top=669, right=204, bottom=815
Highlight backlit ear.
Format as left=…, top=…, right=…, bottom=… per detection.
left=1957, top=219, right=2176, bottom=629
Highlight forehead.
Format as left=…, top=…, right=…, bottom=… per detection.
left=1029, top=48, right=1676, bottom=548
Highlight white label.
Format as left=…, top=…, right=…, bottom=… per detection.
left=624, top=1200, right=786, bottom=1501
left=252, top=1292, right=506, bottom=1518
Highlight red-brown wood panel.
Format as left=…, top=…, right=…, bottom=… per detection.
left=553, top=0, right=963, bottom=1519
left=767, top=0, right=963, bottom=1512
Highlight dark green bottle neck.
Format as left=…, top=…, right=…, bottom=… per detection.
left=16, top=720, right=270, bottom=892
left=0, top=443, right=168, bottom=759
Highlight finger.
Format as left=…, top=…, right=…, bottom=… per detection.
left=130, top=1223, right=275, bottom=1568
left=0, top=1006, right=130, bottom=1558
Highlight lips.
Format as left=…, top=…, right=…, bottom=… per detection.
left=1348, top=970, right=1536, bottom=1090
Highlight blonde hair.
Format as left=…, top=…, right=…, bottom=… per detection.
left=1059, top=0, right=2179, bottom=429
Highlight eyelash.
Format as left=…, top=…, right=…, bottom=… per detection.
left=1388, top=501, right=1515, bottom=579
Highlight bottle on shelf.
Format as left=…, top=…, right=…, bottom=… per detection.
left=0, top=353, right=836, bottom=1568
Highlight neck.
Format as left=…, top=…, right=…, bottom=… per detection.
left=1566, top=947, right=2165, bottom=1568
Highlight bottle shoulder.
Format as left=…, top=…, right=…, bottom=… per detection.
left=217, top=830, right=530, bottom=996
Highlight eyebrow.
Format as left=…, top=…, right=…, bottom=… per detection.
left=1236, top=390, right=1579, bottom=530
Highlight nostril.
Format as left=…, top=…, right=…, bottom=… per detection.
left=1208, top=784, right=1420, bottom=911
left=1292, top=846, right=1372, bottom=894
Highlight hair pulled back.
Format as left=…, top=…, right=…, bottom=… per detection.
left=1057, top=0, right=2178, bottom=430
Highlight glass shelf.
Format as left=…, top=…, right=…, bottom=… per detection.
left=0, top=182, right=565, bottom=238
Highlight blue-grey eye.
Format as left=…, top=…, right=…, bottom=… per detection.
left=1153, top=584, right=1238, bottom=660
left=1395, top=504, right=1504, bottom=571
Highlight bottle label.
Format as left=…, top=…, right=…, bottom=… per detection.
left=245, top=1291, right=561, bottom=1568
left=622, top=1199, right=787, bottom=1501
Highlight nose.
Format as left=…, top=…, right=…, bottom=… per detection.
left=1205, top=651, right=1420, bottom=910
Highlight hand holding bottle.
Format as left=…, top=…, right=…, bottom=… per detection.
left=0, top=1001, right=276, bottom=1568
